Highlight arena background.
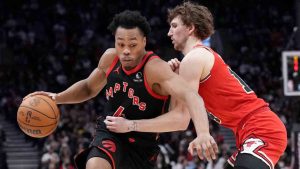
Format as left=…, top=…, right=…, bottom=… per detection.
left=0, top=0, right=299, bottom=169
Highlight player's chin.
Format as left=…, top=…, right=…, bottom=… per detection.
left=123, top=64, right=134, bottom=70
left=120, top=61, right=131, bottom=67
left=173, top=44, right=181, bottom=51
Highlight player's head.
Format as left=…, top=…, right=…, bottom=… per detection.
left=167, top=1, right=214, bottom=51
left=108, top=10, right=151, bottom=70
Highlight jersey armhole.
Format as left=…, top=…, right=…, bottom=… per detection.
left=143, top=56, right=168, bottom=100
left=105, top=56, right=119, bottom=77
left=143, top=72, right=168, bottom=100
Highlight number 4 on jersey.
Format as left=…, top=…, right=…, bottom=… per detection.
left=113, top=106, right=125, bottom=117
left=228, top=67, right=253, bottom=94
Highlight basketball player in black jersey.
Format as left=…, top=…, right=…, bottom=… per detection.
left=25, top=10, right=218, bottom=169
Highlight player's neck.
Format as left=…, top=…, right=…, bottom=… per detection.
left=182, top=36, right=201, bottom=55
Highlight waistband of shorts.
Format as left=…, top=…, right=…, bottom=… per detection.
left=237, top=106, right=270, bottom=132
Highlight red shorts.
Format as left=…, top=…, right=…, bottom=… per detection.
left=228, top=108, right=287, bottom=169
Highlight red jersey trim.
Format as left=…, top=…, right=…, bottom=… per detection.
left=227, top=158, right=235, bottom=167
left=122, top=51, right=153, bottom=75
left=148, top=55, right=160, bottom=61
left=106, top=56, right=119, bottom=78
left=143, top=57, right=168, bottom=100
left=193, top=44, right=214, bottom=53
left=199, top=73, right=211, bottom=83
left=97, top=146, right=116, bottom=169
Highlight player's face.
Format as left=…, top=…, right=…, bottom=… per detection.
left=115, top=27, right=146, bottom=70
left=168, top=16, right=190, bottom=51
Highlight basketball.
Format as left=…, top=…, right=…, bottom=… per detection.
left=17, top=95, right=60, bottom=138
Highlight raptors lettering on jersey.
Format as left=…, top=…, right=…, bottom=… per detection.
left=105, top=82, right=147, bottom=111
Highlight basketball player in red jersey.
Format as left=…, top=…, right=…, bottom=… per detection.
left=25, top=10, right=218, bottom=169
left=166, top=2, right=287, bottom=169
left=105, top=2, right=287, bottom=169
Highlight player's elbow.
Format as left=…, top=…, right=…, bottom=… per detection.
left=183, top=89, right=193, bottom=99
left=82, top=79, right=98, bottom=98
left=173, top=110, right=191, bottom=131
left=184, top=90, right=203, bottom=104
left=177, top=120, right=190, bottom=131
left=180, top=113, right=191, bottom=131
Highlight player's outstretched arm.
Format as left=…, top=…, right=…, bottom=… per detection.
left=24, top=48, right=116, bottom=104
left=146, top=57, right=218, bottom=161
left=179, top=48, right=218, bottom=161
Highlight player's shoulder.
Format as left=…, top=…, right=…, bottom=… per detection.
left=98, top=48, right=118, bottom=69
left=143, top=53, right=177, bottom=93
left=145, top=54, right=166, bottom=70
left=101, top=48, right=118, bottom=62
left=144, top=53, right=174, bottom=79
left=187, top=47, right=213, bottom=59
left=183, top=47, right=214, bottom=64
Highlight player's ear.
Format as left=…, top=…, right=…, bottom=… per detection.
left=143, top=37, right=146, bottom=47
left=188, top=24, right=195, bottom=35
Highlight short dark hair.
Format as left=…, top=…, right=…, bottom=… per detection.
left=168, top=1, right=214, bottom=40
left=108, top=10, right=151, bottom=37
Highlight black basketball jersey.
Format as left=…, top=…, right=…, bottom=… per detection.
left=103, top=51, right=168, bottom=147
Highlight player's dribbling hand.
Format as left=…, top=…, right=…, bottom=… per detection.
left=188, top=134, right=219, bottom=161
left=104, top=116, right=134, bottom=133
left=23, top=91, right=57, bottom=101
left=168, top=58, right=180, bottom=74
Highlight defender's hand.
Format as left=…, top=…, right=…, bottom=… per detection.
left=105, top=116, right=135, bottom=133
left=188, top=134, right=219, bottom=161
left=23, top=91, right=57, bottom=101
left=168, top=58, right=180, bottom=74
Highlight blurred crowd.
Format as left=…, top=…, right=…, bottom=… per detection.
left=0, top=0, right=299, bottom=169
left=0, top=125, right=7, bottom=169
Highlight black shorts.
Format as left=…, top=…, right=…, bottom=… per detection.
left=74, top=127, right=160, bottom=169
left=225, top=153, right=270, bottom=169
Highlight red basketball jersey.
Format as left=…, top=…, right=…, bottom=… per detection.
left=196, top=45, right=268, bottom=133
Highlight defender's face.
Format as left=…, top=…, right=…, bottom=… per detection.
left=168, top=16, right=190, bottom=51
left=115, top=27, right=146, bottom=70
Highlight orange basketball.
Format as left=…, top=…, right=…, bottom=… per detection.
left=17, top=95, right=60, bottom=138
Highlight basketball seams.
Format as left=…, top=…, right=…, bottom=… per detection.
left=19, top=105, right=56, bottom=119
left=17, top=118, right=57, bottom=127
left=36, top=96, right=59, bottom=119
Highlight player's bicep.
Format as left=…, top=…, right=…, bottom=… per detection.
left=146, top=58, right=191, bottom=99
left=179, top=52, right=205, bottom=91
left=85, top=48, right=116, bottom=95
left=158, top=69, right=198, bottom=104
left=170, top=98, right=191, bottom=119
left=169, top=97, right=177, bottom=111
left=86, top=67, right=107, bottom=95
left=154, top=62, right=196, bottom=98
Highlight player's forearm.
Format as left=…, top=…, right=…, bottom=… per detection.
left=56, top=79, right=96, bottom=104
left=184, top=91, right=210, bottom=134
left=132, top=110, right=190, bottom=133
